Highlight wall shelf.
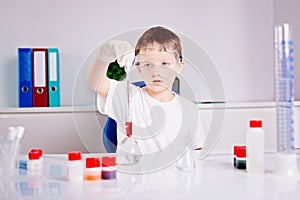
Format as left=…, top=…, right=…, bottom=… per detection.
left=197, top=101, right=300, bottom=110
left=0, top=106, right=97, bottom=114
left=1, top=101, right=300, bottom=114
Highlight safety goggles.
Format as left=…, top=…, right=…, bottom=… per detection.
left=134, top=49, right=182, bottom=77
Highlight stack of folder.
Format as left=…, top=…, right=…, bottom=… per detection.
left=18, top=48, right=60, bottom=107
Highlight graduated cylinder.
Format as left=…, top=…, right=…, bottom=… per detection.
left=274, top=23, right=295, bottom=154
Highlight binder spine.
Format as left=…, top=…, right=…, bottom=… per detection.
left=18, top=48, right=33, bottom=107
left=32, top=48, right=49, bottom=107
left=48, top=48, right=60, bottom=107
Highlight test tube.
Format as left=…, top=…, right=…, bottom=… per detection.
left=273, top=23, right=299, bottom=177
left=125, top=65, right=132, bottom=137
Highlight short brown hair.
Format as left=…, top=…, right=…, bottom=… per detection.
left=135, top=26, right=182, bottom=57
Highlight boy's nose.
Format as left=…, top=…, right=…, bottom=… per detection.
left=151, top=72, right=160, bottom=78
left=151, top=65, right=160, bottom=76
left=153, top=64, right=160, bottom=73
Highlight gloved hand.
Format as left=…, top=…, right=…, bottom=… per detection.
left=98, top=40, right=135, bottom=68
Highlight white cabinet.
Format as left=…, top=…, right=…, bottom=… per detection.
left=0, top=107, right=107, bottom=154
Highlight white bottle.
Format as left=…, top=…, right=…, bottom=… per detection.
left=27, top=151, right=43, bottom=175
left=246, top=120, right=265, bottom=173
left=67, top=151, right=84, bottom=181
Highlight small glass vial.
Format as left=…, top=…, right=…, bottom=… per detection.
left=85, top=157, right=101, bottom=181
left=67, top=151, right=84, bottom=181
left=236, top=146, right=246, bottom=169
left=27, top=151, right=43, bottom=175
left=176, top=147, right=195, bottom=171
left=101, top=156, right=116, bottom=180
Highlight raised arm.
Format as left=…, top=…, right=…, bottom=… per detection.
left=86, top=57, right=110, bottom=97
left=86, top=40, right=134, bottom=97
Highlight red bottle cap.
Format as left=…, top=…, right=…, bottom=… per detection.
left=68, top=151, right=82, bottom=161
left=233, top=145, right=246, bottom=155
left=28, top=151, right=40, bottom=160
left=236, top=146, right=246, bottom=158
left=86, top=157, right=100, bottom=168
left=249, top=120, right=262, bottom=128
left=30, top=149, right=43, bottom=157
left=102, top=156, right=116, bottom=167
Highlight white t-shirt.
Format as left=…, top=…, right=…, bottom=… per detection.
left=97, top=79, right=204, bottom=155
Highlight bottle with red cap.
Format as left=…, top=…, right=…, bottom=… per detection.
left=30, top=149, right=42, bottom=157
left=236, top=146, right=247, bottom=169
left=85, top=157, right=101, bottom=180
left=27, top=149, right=43, bottom=175
left=101, top=156, right=116, bottom=180
left=67, top=151, right=84, bottom=181
left=233, top=145, right=246, bottom=167
left=246, top=119, right=265, bottom=173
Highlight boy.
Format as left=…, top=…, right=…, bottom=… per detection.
left=86, top=26, right=204, bottom=169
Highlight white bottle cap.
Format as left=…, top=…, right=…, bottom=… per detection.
left=7, top=127, right=17, bottom=141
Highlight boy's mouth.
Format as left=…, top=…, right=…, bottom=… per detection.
left=152, top=80, right=164, bottom=85
left=153, top=80, right=162, bottom=83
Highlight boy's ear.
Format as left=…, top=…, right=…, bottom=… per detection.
left=178, top=62, right=184, bottom=73
left=135, top=65, right=141, bottom=73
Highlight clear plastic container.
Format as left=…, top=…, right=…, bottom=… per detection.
left=85, top=157, right=101, bottom=181
left=67, top=151, right=84, bottom=181
left=236, top=146, right=246, bottom=169
left=233, top=145, right=246, bottom=168
left=101, top=156, right=116, bottom=179
left=27, top=151, right=43, bottom=176
left=246, top=120, right=265, bottom=173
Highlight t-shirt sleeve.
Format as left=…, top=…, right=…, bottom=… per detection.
left=96, top=79, right=119, bottom=117
left=96, top=79, right=128, bottom=127
left=96, top=79, right=139, bottom=144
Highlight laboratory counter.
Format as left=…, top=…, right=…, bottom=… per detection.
left=1, top=152, right=300, bottom=200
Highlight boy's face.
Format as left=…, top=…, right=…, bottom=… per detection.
left=135, top=42, right=184, bottom=93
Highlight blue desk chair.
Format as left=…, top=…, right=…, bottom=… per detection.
left=103, top=80, right=179, bottom=153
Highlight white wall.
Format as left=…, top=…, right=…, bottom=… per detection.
left=0, top=107, right=107, bottom=153
left=0, top=0, right=274, bottom=107
left=274, top=0, right=300, bottom=100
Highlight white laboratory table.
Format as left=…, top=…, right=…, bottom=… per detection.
left=1, top=153, right=300, bottom=200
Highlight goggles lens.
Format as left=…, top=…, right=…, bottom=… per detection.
left=134, top=49, right=181, bottom=77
